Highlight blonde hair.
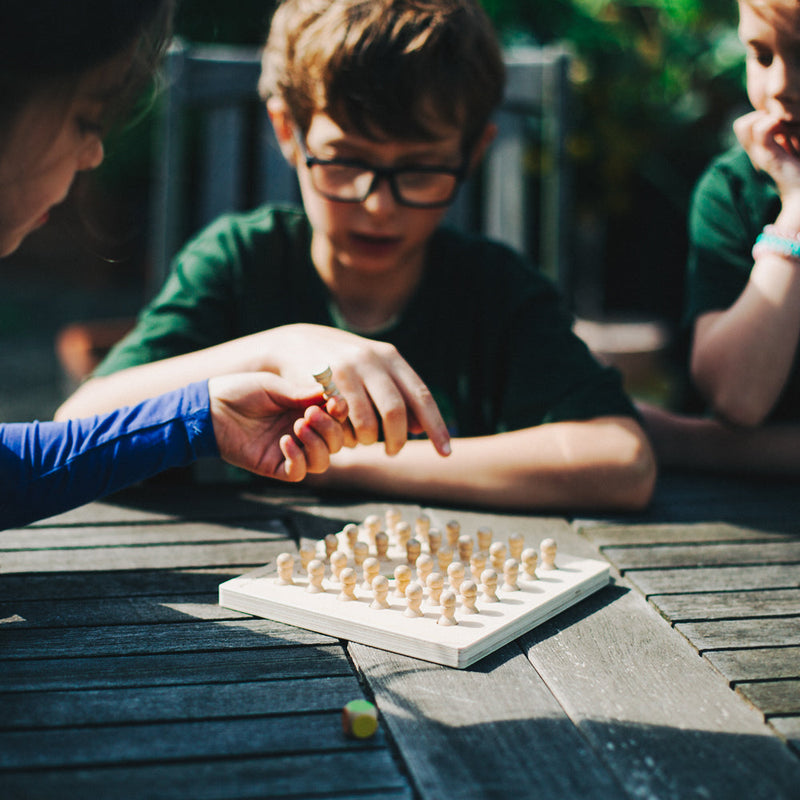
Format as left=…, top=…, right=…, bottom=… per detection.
left=260, top=0, right=505, bottom=155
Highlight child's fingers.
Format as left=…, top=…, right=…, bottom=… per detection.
left=278, top=434, right=307, bottom=482
left=304, top=404, right=345, bottom=454
left=292, top=416, right=334, bottom=473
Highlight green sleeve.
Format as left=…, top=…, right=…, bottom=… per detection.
left=684, top=147, right=779, bottom=328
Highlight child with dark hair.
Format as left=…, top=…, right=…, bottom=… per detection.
left=0, top=0, right=350, bottom=529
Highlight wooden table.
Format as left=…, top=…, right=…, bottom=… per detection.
left=2, top=469, right=799, bottom=799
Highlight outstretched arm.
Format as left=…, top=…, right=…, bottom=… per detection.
left=56, top=324, right=451, bottom=459
left=304, top=416, right=656, bottom=512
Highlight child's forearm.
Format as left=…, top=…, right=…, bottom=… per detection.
left=691, top=249, right=800, bottom=426
left=312, top=417, right=656, bottom=512
left=641, top=402, right=800, bottom=476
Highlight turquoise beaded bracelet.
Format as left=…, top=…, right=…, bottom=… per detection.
left=752, top=224, right=800, bottom=261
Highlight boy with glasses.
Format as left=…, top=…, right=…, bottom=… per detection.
left=58, top=0, right=656, bottom=511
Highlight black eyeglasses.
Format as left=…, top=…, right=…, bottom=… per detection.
left=295, top=134, right=466, bottom=209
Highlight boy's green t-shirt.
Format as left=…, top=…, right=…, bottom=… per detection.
left=685, top=144, right=800, bottom=422
left=97, top=205, right=636, bottom=436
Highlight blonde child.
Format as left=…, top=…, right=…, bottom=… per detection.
left=58, top=0, right=656, bottom=510
left=644, top=0, right=800, bottom=475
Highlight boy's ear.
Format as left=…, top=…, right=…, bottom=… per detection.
left=467, top=123, right=497, bottom=173
left=266, top=97, right=298, bottom=166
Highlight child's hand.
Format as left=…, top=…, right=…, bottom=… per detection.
left=208, top=372, right=349, bottom=482
left=734, top=110, right=800, bottom=200
left=259, top=324, right=452, bottom=458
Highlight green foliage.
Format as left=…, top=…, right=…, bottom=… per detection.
left=486, top=0, right=745, bottom=216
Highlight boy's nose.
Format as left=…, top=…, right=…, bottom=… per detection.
left=362, top=175, right=397, bottom=214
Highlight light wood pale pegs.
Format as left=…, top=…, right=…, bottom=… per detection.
left=415, top=553, right=433, bottom=584
left=375, top=530, right=390, bottom=560
left=445, top=519, right=460, bottom=547
left=521, top=547, right=538, bottom=578
left=312, top=365, right=341, bottom=399
left=404, top=582, right=424, bottom=617
left=361, top=557, right=380, bottom=591
left=437, top=590, right=458, bottom=626
left=457, top=534, right=473, bottom=562
left=406, top=537, right=421, bottom=565
left=337, top=567, right=358, bottom=601
left=426, top=572, right=444, bottom=606
left=469, top=552, right=487, bottom=581
left=540, top=538, right=558, bottom=570
left=508, top=532, right=524, bottom=561
left=447, top=561, right=465, bottom=592
left=477, top=526, right=493, bottom=553
left=427, top=528, right=442, bottom=555
left=306, top=559, right=325, bottom=593
left=394, top=564, right=412, bottom=597
left=480, top=568, right=499, bottom=603
left=385, top=507, right=402, bottom=536
left=362, top=514, right=381, bottom=544
left=299, top=544, right=316, bottom=571
left=342, top=699, right=379, bottom=739
left=489, top=541, right=507, bottom=572
left=276, top=552, right=295, bottom=585
left=395, top=520, right=412, bottom=548
left=343, top=523, right=359, bottom=551
left=460, top=580, right=479, bottom=614
left=324, top=533, right=338, bottom=560
left=502, top=558, right=520, bottom=592
left=370, top=575, right=390, bottom=609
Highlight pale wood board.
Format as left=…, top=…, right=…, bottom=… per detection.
left=220, top=552, right=609, bottom=668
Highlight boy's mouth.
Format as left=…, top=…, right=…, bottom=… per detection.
left=349, top=232, right=403, bottom=251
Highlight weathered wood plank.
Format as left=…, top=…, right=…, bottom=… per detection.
left=0, top=676, right=363, bottom=729
left=0, top=540, right=285, bottom=573
left=0, top=711, right=392, bottom=770
left=3, top=618, right=337, bottom=660
left=625, top=564, right=800, bottom=596
left=350, top=642, right=624, bottom=800
left=0, top=594, right=245, bottom=628
left=580, top=523, right=796, bottom=546
left=2, top=645, right=352, bottom=692
left=22, top=483, right=292, bottom=528
left=770, top=717, right=800, bottom=756
left=0, top=567, right=241, bottom=602
left=0, top=752, right=413, bottom=800
left=676, top=617, right=800, bottom=651
left=602, top=541, right=800, bottom=571
left=520, top=585, right=800, bottom=800
left=0, top=518, right=290, bottom=548
left=736, top=680, right=800, bottom=716
left=649, top=589, right=800, bottom=622
left=705, top=647, right=800, bottom=682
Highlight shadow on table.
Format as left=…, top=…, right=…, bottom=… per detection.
left=578, top=468, right=800, bottom=534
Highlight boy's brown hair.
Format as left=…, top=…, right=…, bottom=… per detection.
left=259, top=0, right=505, bottom=156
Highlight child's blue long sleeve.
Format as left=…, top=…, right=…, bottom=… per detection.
left=0, top=381, right=219, bottom=530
